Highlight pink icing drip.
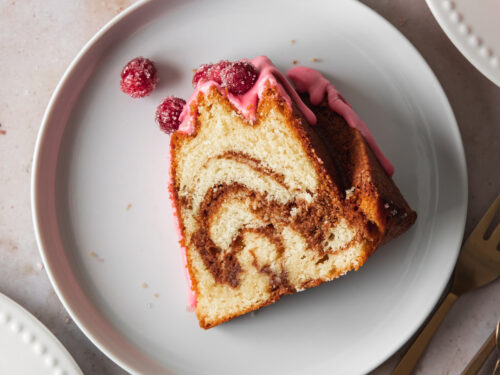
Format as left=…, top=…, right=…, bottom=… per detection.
left=287, top=66, right=395, bottom=176
left=178, top=56, right=316, bottom=134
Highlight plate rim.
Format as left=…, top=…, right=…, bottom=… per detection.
left=31, top=1, right=162, bottom=374
left=0, top=293, right=84, bottom=375
left=30, top=0, right=468, bottom=374
left=425, top=0, right=500, bottom=87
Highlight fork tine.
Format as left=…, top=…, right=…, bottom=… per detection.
left=490, top=222, right=500, bottom=245
left=471, top=193, right=500, bottom=239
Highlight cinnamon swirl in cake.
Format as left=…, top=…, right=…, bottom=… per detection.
left=167, top=56, right=416, bottom=329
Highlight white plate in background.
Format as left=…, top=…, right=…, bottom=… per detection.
left=0, top=293, right=83, bottom=375
left=31, top=0, right=467, bottom=374
left=426, top=0, right=500, bottom=86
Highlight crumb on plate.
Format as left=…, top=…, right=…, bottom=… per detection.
left=90, top=251, right=104, bottom=262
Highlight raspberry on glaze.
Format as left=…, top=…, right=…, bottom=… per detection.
left=205, top=60, right=230, bottom=84
left=220, top=61, right=258, bottom=95
left=192, top=64, right=212, bottom=87
left=156, top=96, right=186, bottom=134
left=120, top=57, right=159, bottom=98
left=192, top=60, right=230, bottom=87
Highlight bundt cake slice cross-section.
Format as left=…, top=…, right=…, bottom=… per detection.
left=169, top=56, right=416, bottom=329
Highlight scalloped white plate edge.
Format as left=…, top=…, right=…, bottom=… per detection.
left=426, top=0, right=500, bottom=87
left=0, top=293, right=83, bottom=375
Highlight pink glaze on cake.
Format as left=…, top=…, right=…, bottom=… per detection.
left=287, top=66, right=394, bottom=176
left=178, top=56, right=316, bottom=134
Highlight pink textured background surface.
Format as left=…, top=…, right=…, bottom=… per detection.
left=0, top=0, right=498, bottom=373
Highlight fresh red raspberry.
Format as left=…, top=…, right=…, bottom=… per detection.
left=155, top=96, right=186, bottom=134
left=120, top=57, right=159, bottom=98
left=192, top=60, right=230, bottom=87
left=220, top=61, right=258, bottom=95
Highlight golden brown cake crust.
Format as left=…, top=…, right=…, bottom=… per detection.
left=299, top=95, right=417, bottom=246
left=170, top=85, right=416, bottom=329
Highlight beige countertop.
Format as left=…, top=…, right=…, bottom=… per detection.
left=0, top=0, right=499, bottom=374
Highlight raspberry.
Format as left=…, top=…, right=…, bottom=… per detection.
left=155, top=96, right=186, bottom=134
left=192, top=60, right=230, bottom=87
left=206, top=60, right=230, bottom=83
left=120, top=57, right=158, bottom=98
left=192, top=64, right=212, bottom=87
left=220, top=61, right=258, bottom=95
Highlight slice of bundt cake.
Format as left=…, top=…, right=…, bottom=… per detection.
left=168, top=56, right=416, bottom=329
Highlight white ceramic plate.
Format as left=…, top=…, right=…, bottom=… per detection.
left=0, top=293, right=83, bottom=375
left=426, top=0, right=500, bottom=87
left=31, top=0, right=468, bottom=374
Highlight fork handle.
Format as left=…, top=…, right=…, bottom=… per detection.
left=461, top=331, right=496, bottom=375
left=392, top=292, right=458, bottom=375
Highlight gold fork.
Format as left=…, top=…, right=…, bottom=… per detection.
left=494, top=319, right=500, bottom=375
left=392, top=193, right=500, bottom=375
left=461, top=317, right=499, bottom=375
